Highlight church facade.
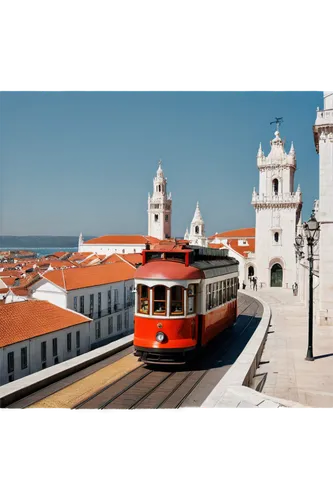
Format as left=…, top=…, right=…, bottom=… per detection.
left=251, top=129, right=302, bottom=288
left=209, top=127, right=302, bottom=289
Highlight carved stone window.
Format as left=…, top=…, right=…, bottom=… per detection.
left=272, top=179, right=279, bottom=195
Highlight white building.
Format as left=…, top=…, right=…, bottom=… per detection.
left=208, top=228, right=255, bottom=287
left=29, top=261, right=136, bottom=349
left=313, top=91, right=333, bottom=325
left=0, top=300, right=92, bottom=386
left=147, top=160, right=172, bottom=240
left=251, top=129, right=302, bottom=288
left=184, top=202, right=208, bottom=247
left=78, top=234, right=160, bottom=256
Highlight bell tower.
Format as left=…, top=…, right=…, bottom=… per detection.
left=313, top=91, right=333, bottom=325
left=252, top=126, right=302, bottom=288
left=147, top=160, right=172, bottom=240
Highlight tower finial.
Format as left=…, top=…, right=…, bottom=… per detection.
left=156, top=159, right=164, bottom=177
left=270, top=117, right=283, bottom=132
left=289, top=141, right=295, bottom=155
left=257, top=142, right=263, bottom=157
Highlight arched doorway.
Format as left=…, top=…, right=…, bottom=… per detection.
left=270, top=263, right=283, bottom=287
left=248, top=266, right=254, bottom=279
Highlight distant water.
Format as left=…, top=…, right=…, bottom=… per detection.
left=0, top=247, right=77, bottom=257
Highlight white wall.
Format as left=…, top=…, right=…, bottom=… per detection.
left=0, top=322, right=91, bottom=386
left=30, top=279, right=67, bottom=308
left=255, top=207, right=298, bottom=288
left=317, top=112, right=333, bottom=325
left=67, top=279, right=135, bottom=344
left=30, top=278, right=135, bottom=349
left=5, top=293, right=27, bottom=304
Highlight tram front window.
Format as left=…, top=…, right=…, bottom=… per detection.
left=138, top=285, right=149, bottom=314
left=153, top=285, right=166, bottom=315
left=171, top=286, right=184, bottom=315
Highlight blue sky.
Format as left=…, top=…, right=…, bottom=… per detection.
left=0, top=91, right=322, bottom=237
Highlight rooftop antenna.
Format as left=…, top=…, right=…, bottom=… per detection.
left=270, top=117, right=283, bottom=131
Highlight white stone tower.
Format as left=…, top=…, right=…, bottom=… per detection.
left=252, top=127, right=302, bottom=288
left=313, top=91, right=333, bottom=325
left=147, top=160, right=172, bottom=240
left=184, top=202, right=208, bottom=247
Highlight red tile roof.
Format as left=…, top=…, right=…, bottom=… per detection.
left=102, top=253, right=143, bottom=267
left=1, top=277, right=18, bottom=287
left=83, top=235, right=160, bottom=245
left=0, top=300, right=91, bottom=348
left=226, top=238, right=256, bottom=257
left=8, top=287, right=29, bottom=296
left=209, top=228, right=255, bottom=240
left=69, top=252, right=94, bottom=262
left=208, top=243, right=226, bottom=249
left=42, top=261, right=136, bottom=291
left=49, top=251, right=71, bottom=259
left=0, top=271, right=23, bottom=278
left=42, top=260, right=78, bottom=269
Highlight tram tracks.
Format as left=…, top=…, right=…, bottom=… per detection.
left=74, top=366, right=209, bottom=410
left=74, top=294, right=261, bottom=409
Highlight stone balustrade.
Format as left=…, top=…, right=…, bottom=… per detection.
left=251, top=191, right=302, bottom=205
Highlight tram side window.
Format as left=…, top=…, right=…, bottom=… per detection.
left=206, top=284, right=212, bottom=310
left=187, top=284, right=196, bottom=314
left=153, top=285, right=167, bottom=315
left=212, top=282, right=218, bottom=308
left=138, top=284, right=149, bottom=314
left=232, top=278, right=237, bottom=299
left=170, top=286, right=184, bottom=315
left=227, top=279, right=231, bottom=301
left=222, top=280, right=226, bottom=303
left=218, top=281, right=222, bottom=305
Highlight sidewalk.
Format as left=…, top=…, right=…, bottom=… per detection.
left=247, top=288, right=333, bottom=407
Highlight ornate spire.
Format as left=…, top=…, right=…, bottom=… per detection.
left=289, top=141, right=295, bottom=156
left=257, top=142, right=264, bottom=157
left=156, top=159, right=164, bottom=177
left=192, top=201, right=204, bottom=223
left=296, top=184, right=301, bottom=192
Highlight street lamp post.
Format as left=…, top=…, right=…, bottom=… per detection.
left=295, top=212, right=320, bottom=361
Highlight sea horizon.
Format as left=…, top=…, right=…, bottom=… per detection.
left=0, top=247, right=77, bottom=257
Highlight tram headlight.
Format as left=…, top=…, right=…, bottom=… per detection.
left=156, top=332, right=166, bottom=343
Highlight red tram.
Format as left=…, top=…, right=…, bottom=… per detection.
left=133, top=243, right=239, bottom=364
